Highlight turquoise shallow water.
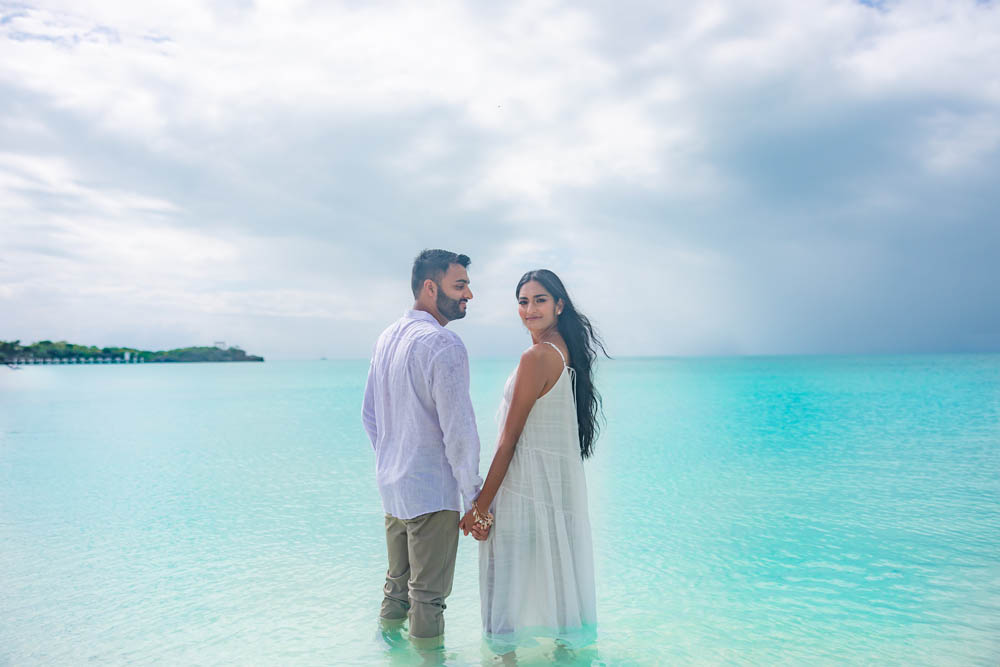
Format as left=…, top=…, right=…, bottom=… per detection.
left=1, top=356, right=999, bottom=665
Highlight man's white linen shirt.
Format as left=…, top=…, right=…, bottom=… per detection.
left=362, top=309, right=482, bottom=520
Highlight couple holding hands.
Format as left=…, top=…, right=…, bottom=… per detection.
left=362, top=249, right=606, bottom=654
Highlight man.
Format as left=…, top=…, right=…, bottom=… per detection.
left=361, top=248, right=483, bottom=642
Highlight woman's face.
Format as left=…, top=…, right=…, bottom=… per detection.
left=518, top=280, right=563, bottom=334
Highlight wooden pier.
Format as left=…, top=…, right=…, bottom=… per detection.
left=7, top=356, right=146, bottom=365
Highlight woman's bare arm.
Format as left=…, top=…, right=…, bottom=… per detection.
left=460, top=345, right=561, bottom=537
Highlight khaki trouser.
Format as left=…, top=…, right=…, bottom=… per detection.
left=381, top=510, right=459, bottom=639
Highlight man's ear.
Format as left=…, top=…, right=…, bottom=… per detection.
left=424, top=279, right=437, bottom=297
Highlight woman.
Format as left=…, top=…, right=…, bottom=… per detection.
left=460, top=269, right=607, bottom=654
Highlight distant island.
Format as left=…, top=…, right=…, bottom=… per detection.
left=1, top=340, right=264, bottom=364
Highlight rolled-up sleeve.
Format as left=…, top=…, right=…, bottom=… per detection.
left=430, top=343, right=482, bottom=510
left=362, top=360, right=378, bottom=450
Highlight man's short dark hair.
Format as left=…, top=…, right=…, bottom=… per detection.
left=411, top=249, right=471, bottom=298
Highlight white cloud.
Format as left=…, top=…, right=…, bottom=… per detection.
left=842, top=0, right=1000, bottom=103
left=0, top=152, right=177, bottom=216
left=919, top=111, right=1000, bottom=173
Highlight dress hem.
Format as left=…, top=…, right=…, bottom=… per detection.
left=483, top=623, right=598, bottom=654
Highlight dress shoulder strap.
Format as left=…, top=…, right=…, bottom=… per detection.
left=542, top=341, right=567, bottom=367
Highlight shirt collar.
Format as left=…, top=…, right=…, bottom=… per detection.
left=405, top=309, right=442, bottom=327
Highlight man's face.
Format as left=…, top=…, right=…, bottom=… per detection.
left=435, top=264, right=473, bottom=321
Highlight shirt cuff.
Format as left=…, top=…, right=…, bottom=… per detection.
left=461, top=483, right=482, bottom=513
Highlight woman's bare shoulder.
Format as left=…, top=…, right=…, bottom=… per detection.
left=517, top=344, right=563, bottom=380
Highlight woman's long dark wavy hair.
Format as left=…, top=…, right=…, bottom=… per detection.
left=517, top=269, right=609, bottom=459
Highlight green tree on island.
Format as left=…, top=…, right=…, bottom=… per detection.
left=1, top=341, right=264, bottom=363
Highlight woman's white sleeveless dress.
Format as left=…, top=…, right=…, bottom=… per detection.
left=479, top=342, right=597, bottom=651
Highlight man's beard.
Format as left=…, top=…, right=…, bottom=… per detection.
left=437, top=289, right=467, bottom=321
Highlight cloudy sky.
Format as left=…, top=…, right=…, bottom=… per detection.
left=2, top=0, right=998, bottom=359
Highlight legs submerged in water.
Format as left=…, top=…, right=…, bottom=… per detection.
left=381, top=514, right=411, bottom=621
left=405, top=510, right=459, bottom=640
left=379, top=510, right=459, bottom=644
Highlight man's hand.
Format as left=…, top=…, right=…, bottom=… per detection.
left=459, top=508, right=472, bottom=535
left=459, top=508, right=476, bottom=535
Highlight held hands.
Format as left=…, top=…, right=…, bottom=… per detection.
left=459, top=501, right=493, bottom=541
left=459, top=509, right=489, bottom=540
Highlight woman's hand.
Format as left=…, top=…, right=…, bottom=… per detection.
left=470, top=521, right=490, bottom=540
